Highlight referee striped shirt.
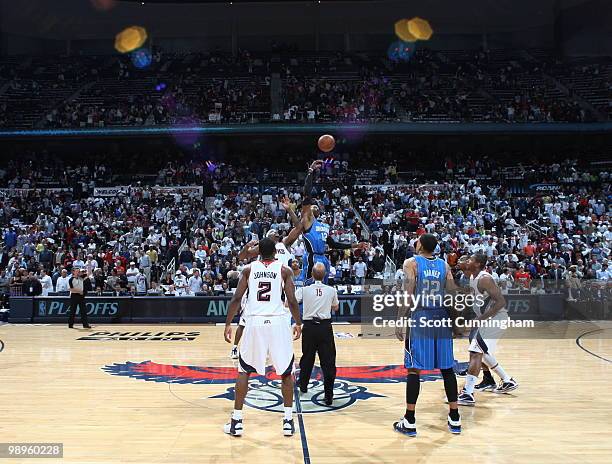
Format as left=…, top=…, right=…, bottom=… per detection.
left=297, top=281, right=338, bottom=320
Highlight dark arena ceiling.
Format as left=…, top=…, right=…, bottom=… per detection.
left=119, top=1, right=378, bottom=2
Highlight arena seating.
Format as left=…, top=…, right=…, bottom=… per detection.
left=0, top=49, right=609, bottom=129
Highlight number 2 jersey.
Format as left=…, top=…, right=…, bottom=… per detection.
left=244, top=259, right=286, bottom=318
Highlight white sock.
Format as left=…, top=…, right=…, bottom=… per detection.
left=464, top=374, right=478, bottom=394
left=232, top=409, right=243, bottom=420
left=284, top=406, right=293, bottom=420
left=492, top=364, right=511, bottom=382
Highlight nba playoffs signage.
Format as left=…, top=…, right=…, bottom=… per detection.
left=33, top=297, right=129, bottom=323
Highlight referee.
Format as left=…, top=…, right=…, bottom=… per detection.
left=68, top=268, right=92, bottom=329
left=297, top=262, right=339, bottom=406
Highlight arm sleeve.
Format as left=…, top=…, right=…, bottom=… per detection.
left=326, top=236, right=352, bottom=250
left=303, top=170, right=314, bottom=200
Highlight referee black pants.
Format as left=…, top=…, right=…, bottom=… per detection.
left=68, top=294, right=89, bottom=327
left=299, top=319, right=336, bottom=396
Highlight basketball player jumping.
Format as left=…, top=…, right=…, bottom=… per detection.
left=300, top=160, right=368, bottom=284
left=394, top=233, right=462, bottom=436
left=223, top=238, right=302, bottom=437
left=457, top=253, right=519, bottom=406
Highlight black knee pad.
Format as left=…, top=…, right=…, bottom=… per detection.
left=406, top=372, right=420, bottom=404
left=440, top=368, right=458, bottom=403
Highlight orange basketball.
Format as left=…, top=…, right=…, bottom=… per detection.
left=318, top=134, right=335, bottom=153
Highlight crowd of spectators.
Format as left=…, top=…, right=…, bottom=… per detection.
left=355, top=158, right=610, bottom=298
left=281, top=75, right=397, bottom=122
left=0, top=151, right=609, bottom=309
left=44, top=95, right=157, bottom=128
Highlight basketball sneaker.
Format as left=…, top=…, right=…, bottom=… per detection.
left=447, top=415, right=462, bottom=434
left=493, top=378, right=519, bottom=394
left=393, top=418, right=417, bottom=437
left=230, top=346, right=239, bottom=360
left=457, top=390, right=476, bottom=406
left=456, top=368, right=468, bottom=377
left=223, top=417, right=243, bottom=437
left=474, top=378, right=496, bottom=392
left=283, top=419, right=295, bottom=436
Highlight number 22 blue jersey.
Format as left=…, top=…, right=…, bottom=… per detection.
left=414, top=255, right=447, bottom=310
left=405, top=254, right=454, bottom=370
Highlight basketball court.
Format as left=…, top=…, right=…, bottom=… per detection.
left=1, top=323, right=611, bottom=463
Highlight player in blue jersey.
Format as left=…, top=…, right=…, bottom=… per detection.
left=393, top=233, right=462, bottom=436
left=300, top=160, right=367, bottom=285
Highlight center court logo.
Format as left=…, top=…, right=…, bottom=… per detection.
left=103, top=361, right=468, bottom=413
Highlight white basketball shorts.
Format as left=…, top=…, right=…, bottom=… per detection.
left=238, top=315, right=294, bottom=376
left=468, top=310, right=508, bottom=355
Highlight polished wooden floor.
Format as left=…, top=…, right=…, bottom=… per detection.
left=0, top=322, right=611, bottom=464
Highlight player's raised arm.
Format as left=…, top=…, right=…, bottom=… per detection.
left=301, top=160, right=323, bottom=231
left=281, top=196, right=300, bottom=228
left=237, top=240, right=259, bottom=262
left=224, top=266, right=250, bottom=343
left=282, top=222, right=303, bottom=248
left=476, top=275, right=506, bottom=321
left=282, top=265, right=302, bottom=340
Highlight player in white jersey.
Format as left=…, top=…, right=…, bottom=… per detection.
left=271, top=233, right=295, bottom=267
left=458, top=253, right=519, bottom=406
left=232, top=203, right=301, bottom=358
left=223, top=238, right=302, bottom=437
left=238, top=229, right=299, bottom=267
left=231, top=220, right=301, bottom=358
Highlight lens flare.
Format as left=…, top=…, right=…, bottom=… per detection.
left=131, top=48, right=152, bottom=69
left=394, top=19, right=417, bottom=43
left=90, top=0, right=116, bottom=11
left=114, top=26, right=148, bottom=54
left=388, top=41, right=415, bottom=62
left=407, top=17, right=433, bottom=41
